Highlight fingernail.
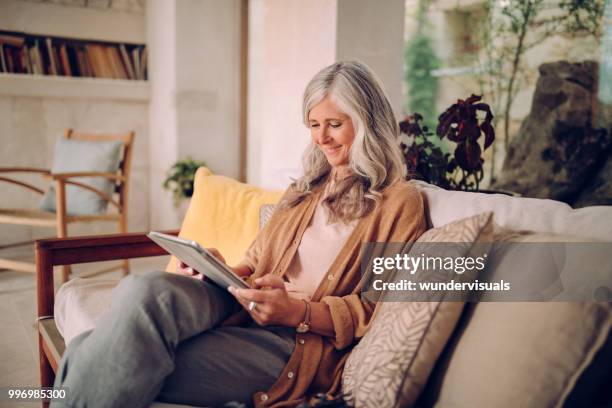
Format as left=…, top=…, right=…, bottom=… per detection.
left=255, top=278, right=261, bottom=283
left=228, top=286, right=234, bottom=293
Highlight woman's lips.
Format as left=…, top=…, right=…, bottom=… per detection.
left=324, top=145, right=342, bottom=154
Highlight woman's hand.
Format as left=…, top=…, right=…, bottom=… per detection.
left=175, top=248, right=227, bottom=282
left=228, top=274, right=303, bottom=327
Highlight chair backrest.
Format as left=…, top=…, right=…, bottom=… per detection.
left=64, top=128, right=135, bottom=212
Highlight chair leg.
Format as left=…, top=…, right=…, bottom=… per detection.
left=39, top=334, right=54, bottom=408
left=55, top=180, right=71, bottom=283
left=119, top=217, right=129, bottom=276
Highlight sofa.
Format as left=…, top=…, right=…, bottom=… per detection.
left=37, top=167, right=612, bottom=407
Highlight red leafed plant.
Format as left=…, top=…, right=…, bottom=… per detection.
left=400, top=94, right=495, bottom=191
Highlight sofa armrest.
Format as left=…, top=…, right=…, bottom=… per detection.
left=35, top=230, right=179, bottom=319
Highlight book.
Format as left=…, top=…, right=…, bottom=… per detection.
left=59, top=44, right=72, bottom=76
left=119, top=44, right=135, bottom=80
left=132, top=47, right=140, bottom=80
left=0, top=44, right=6, bottom=73
left=0, top=34, right=24, bottom=47
left=45, top=38, right=57, bottom=75
left=138, top=46, right=147, bottom=80
left=107, top=45, right=128, bottom=79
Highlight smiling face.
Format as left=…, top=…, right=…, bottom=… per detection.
left=308, top=96, right=356, bottom=170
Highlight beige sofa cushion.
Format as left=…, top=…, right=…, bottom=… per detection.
left=410, top=180, right=612, bottom=241
left=420, top=228, right=612, bottom=408
left=342, top=212, right=494, bottom=407
left=423, top=302, right=611, bottom=408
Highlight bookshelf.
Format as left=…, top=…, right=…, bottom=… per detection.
left=0, top=73, right=149, bottom=102
left=0, top=30, right=147, bottom=81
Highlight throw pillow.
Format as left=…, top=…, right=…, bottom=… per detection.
left=39, top=138, right=123, bottom=215
left=165, top=167, right=283, bottom=271
left=342, top=211, right=494, bottom=407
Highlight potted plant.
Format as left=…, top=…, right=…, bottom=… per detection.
left=162, top=157, right=207, bottom=207
left=400, top=94, right=496, bottom=191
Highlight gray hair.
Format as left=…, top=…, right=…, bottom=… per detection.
left=279, top=61, right=405, bottom=223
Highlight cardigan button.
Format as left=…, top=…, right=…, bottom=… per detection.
left=298, top=338, right=305, bottom=345
left=287, top=371, right=294, bottom=379
left=260, top=393, right=269, bottom=402
left=327, top=274, right=334, bottom=280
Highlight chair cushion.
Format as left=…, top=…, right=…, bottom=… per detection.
left=165, top=167, right=283, bottom=271
left=342, top=212, right=494, bottom=407
left=55, top=277, right=119, bottom=344
left=410, top=180, right=612, bottom=241
left=39, top=138, right=123, bottom=215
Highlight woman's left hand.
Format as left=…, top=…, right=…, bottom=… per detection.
left=228, top=274, right=303, bottom=327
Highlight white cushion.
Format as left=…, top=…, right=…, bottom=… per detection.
left=55, top=277, right=119, bottom=344
left=410, top=180, right=612, bottom=241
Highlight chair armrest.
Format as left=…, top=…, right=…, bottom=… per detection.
left=47, top=172, right=125, bottom=182
left=0, top=168, right=51, bottom=195
left=0, top=167, right=50, bottom=174
left=35, top=230, right=179, bottom=319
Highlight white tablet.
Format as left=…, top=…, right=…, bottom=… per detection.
left=147, top=231, right=249, bottom=290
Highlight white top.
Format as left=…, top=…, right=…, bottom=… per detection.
left=283, top=200, right=357, bottom=300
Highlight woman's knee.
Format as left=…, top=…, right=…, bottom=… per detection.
left=114, top=271, right=175, bottom=303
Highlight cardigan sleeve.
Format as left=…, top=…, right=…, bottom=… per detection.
left=321, top=184, right=427, bottom=350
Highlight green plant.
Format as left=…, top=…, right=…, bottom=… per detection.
left=400, top=94, right=495, bottom=191
left=405, top=33, right=440, bottom=130
left=473, top=0, right=604, bottom=179
left=405, top=0, right=440, bottom=130
left=162, top=157, right=207, bottom=206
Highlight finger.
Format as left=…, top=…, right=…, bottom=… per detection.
left=254, top=274, right=285, bottom=289
left=232, top=288, right=269, bottom=302
left=181, top=266, right=197, bottom=276
left=228, top=287, right=253, bottom=310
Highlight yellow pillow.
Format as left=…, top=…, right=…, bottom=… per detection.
left=165, top=167, right=283, bottom=271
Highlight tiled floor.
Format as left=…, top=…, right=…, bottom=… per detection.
left=0, top=256, right=170, bottom=395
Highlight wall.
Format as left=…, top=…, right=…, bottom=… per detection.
left=247, top=0, right=406, bottom=190
left=146, top=0, right=242, bottom=229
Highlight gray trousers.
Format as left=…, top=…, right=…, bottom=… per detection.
left=51, top=271, right=295, bottom=408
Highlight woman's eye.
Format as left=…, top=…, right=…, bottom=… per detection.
left=310, top=124, right=320, bottom=128
left=330, top=123, right=341, bottom=128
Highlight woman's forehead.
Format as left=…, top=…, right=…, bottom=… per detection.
left=309, top=96, right=349, bottom=120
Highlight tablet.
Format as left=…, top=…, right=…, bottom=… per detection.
left=147, top=231, right=249, bottom=290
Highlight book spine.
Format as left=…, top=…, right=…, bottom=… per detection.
left=59, top=44, right=72, bottom=77
left=138, top=47, right=147, bottom=80
left=119, top=44, right=135, bottom=80
left=45, top=38, right=57, bottom=75
left=0, top=44, right=6, bottom=73
left=132, top=47, right=140, bottom=80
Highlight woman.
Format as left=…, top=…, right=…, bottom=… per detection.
left=51, top=61, right=426, bottom=408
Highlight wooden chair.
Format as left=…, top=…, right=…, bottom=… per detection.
left=35, top=230, right=177, bottom=407
left=0, top=129, right=135, bottom=283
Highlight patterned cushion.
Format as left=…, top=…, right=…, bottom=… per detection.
left=342, top=212, right=494, bottom=407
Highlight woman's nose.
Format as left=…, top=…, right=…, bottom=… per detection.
left=314, top=126, right=331, bottom=145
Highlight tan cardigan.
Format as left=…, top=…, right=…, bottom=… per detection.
left=221, top=180, right=427, bottom=407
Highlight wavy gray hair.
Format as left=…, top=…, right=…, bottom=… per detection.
left=279, top=61, right=405, bottom=223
